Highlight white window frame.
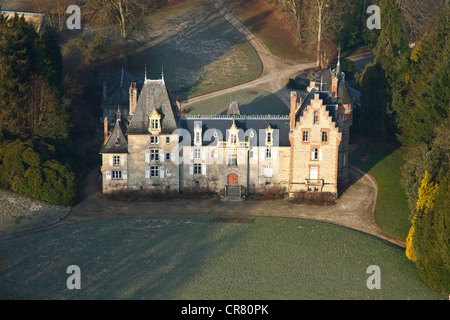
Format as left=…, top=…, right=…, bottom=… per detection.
left=113, top=155, right=120, bottom=166
left=151, top=119, right=159, bottom=131
left=150, top=149, right=159, bottom=162
left=264, top=165, right=273, bottom=178
left=150, top=136, right=159, bottom=144
left=112, top=171, right=122, bottom=180
left=265, top=148, right=272, bottom=160
left=150, top=165, right=159, bottom=178
left=302, top=131, right=309, bottom=142
left=194, top=148, right=201, bottom=159
left=311, top=148, right=319, bottom=161
left=193, top=163, right=202, bottom=175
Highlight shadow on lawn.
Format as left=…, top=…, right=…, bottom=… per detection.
left=125, top=0, right=262, bottom=101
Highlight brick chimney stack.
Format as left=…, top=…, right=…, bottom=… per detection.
left=129, top=82, right=137, bottom=115
left=103, top=117, right=109, bottom=145
left=331, top=74, right=338, bottom=98
left=290, top=91, right=298, bottom=130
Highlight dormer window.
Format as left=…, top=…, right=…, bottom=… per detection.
left=195, top=132, right=201, bottom=144
left=148, top=107, right=161, bottom=133
left=267, top=132, right=272, bottom=144
left=151, top=119, right=159, bottom=130
left=230, top=134, right=237, bottom=145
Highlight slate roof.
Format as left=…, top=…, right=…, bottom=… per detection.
left=100, top=121, right=128, bottom=154
left=179, top=117, right=291, bottom=147
left=101, top=68, right=141, bottom=109
left=127, top=79, right=179, bottom=134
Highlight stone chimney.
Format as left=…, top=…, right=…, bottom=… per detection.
left=129, top=82, right=137, bottom=115
left=103, top=117, right=109, bottom=145
left=331, top=74, right=338, bottom=98
left=290, top=91, right=298, bottom=130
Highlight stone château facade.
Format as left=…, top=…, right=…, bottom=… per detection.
left=100, top=60, right=356, bottom=200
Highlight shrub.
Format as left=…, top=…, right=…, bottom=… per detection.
left=291, top=191, right=336, bottom=205
left=251, top=185, right=285, bottom=200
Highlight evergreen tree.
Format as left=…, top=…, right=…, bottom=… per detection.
left=400, top=6, right=450, bottom=146
left=358, top=62, right=389, bottom=141
left=374, top=0, right=410, bottom=139
left=413, top=170, right=450, bottom=294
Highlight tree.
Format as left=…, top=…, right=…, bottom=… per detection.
left=405, top=171, right=439, bottom=262
left=358, top=62, right=389, bottom=141
left=0, top=14, right=36, bottom=137
left=409, top=170, right=450, bottom=294
left=374, top=0, right=410, bottom=140
left=308, top=0, right=333, bottom=68
left=85, top=0, right=160, bottom=65
left=399, top=6, right=449, bottom=146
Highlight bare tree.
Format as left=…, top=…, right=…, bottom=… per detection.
left=306, top=0, right=334, bottom=68
left=36, top=0, right=76, bottom=31
left=85, top=0, right=159, bottom=65
left=282, top=0, right=306, bottom=43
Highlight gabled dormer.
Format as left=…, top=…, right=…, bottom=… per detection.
left=148, top=107, right=161, bottom=133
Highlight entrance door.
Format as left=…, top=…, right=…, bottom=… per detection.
left=228, top=173, right=238, bottom=185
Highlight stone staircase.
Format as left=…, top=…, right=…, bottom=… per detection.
left=223, top=185, right=243, bottom=201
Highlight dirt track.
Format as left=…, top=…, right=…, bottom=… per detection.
left=183, top=0, right=316, bottom=108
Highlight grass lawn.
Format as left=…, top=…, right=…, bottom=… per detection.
left=350, top=144, right=411, bottom=240
left=0, top=190, right=70, bottom=236
left=0, top=215, right=442, bottom=299
left=182, top=89, right=289, bottom=115
left=222, top=0, right=313, bottom=61
left=126, top=0, right=262, bottom=100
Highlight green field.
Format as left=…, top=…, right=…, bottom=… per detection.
left=350, top=145, right=411, bottom=239
left=0, top=215, right=442, bottom=299
left=127, top=0, right=262, bottom=100
left=183, top=89, right=289, bottom=115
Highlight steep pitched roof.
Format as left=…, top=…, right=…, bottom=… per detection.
left=100, top=121, right=128, bottom=154
left=101, top=68, right=141, bottom=108
left=127, top=78, right=179, bottom=134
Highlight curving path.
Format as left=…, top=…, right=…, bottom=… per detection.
left=0, top=165, right=405, bottom=248
left=182, top=0, right=316, bottom=107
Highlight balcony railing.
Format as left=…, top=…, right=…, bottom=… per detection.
left=305, top=179, right=324, bottom=186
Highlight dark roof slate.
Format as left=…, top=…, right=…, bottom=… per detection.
left=179, top=117, right=291, bottom=147
left=127, top=79, right=179, bottom=134
left=101, top=68, right=141, bottom=108
left=100, top=121, right=128, bottom=154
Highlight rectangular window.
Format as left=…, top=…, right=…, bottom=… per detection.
left=314, top=111, right=318, bottom=124
left=151, top=119, right=159, bottom=130
left=165, top=153, right=171, bottom=161
left=227, top=154, right=237, bottom=166
left=150, top=136, right=159, bottom=144
left=310, top=166, right=319, bottom=180
left=266, top=148, right=272, bottom=159
left=113, top=156, right=120, bottom=166
left=311, top=148, right=319, bottom=161
left=302, top=131, right=309, bottom=142
left=150, top=149, right=159, bottom=162
left=194, top=148, right=201, bottom=159
left=150, top=166, right=159, bottom=178
left=322, top=131, right=328, bottom=142
left=230, top=134, right=237, bottom=145
left=112, top=171, right=122, bottom=180
left=193, top=163, right=202, bottom=175
left=166, top=137, right=170, bottom=144
left=195, top=132, right=201, bottom=144
left=267, top=132, right=272, bottom=144
left=264, top=166, right=273, bottom=178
